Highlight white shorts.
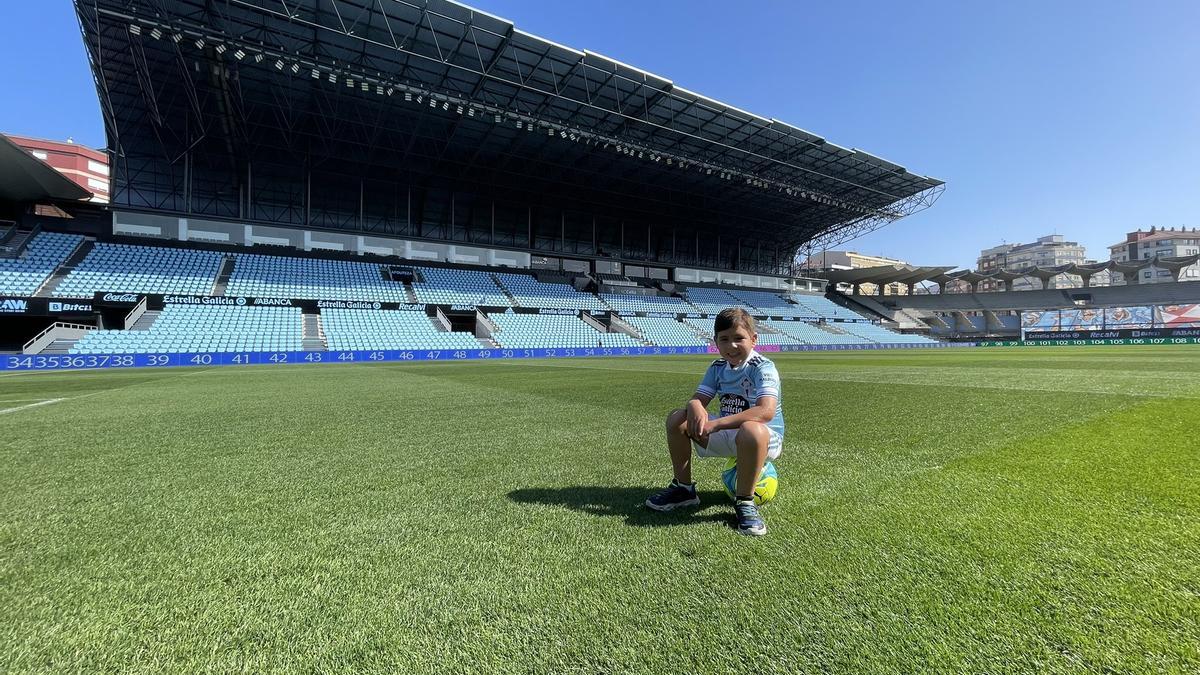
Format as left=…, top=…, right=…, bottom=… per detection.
left=693, top=417, right=783, bottom=460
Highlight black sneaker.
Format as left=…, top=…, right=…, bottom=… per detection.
left=645, top=480, right=701, bottom=511
left=734, top=499, right=767, bottom=536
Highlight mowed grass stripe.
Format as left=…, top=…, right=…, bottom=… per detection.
left=0, top=349, right=1196, bottom=672
left=486, top=357, right=1200, bottom=399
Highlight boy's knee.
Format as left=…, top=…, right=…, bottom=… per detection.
left=736, top=422, right=768, bottom=446
left=666, top=408, right=687, bottom=432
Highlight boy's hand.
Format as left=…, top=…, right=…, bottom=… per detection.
left=686, top=399, right=708, bottom=440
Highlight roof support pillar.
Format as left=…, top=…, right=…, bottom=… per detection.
left=305, top=167, right=312, bottom=226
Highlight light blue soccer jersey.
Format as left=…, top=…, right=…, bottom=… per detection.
left=695, top=351, right=785, bottom=439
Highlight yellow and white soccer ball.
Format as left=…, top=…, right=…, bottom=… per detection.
left=721, top=458, right=779, bottom=506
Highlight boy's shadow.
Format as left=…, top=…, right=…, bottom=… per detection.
left=508, top=486, right=732, bottom=528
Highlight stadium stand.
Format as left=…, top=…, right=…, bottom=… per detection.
left=489, top=312, right=644, bottom=349
left=54, top=242, right=224, bottom=297
left=838, top=322, right=938, bottom=344
left=600, top=292, right=696, bottom=315
left=595, top=273, right=639, bottom=287
left=411, top=266, right=511, bottom=307
left=724, top=289, right=814, bottom=319
left=680, top=318, right=714, bottom=341
left=69, top=304, right=302, bottom=354
left=788, top=294, right=867, bottom=321
left=226, top=253, right=409, bottom=302
left=682, top=287, right=741, bottom=314
left=322, top=308, right=481, bottom=350
left=5, top=231, right=948, bottom=355
left=765, top=320, right=870, bottom=345
left=621, top=316, right=711, bottom=347
left=493, top=272, right=606, bottom=311
left=0, top=231, right=83, bottom=296
left=753, top=329, right=807, bottom=347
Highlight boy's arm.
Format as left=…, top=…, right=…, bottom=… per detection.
left=707, top=396, right=776, bottom=432
left=686, top=393, right=713, bottom=439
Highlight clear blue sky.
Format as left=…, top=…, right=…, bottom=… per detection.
left=1, top=0, right=1197, bottom=269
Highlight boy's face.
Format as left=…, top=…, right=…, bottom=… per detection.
left=715, top=324, right=757, bottom=366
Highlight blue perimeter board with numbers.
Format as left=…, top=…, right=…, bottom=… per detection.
left=1, top=343, right=960, bottom=372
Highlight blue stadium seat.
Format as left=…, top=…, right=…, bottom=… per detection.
left=494, top=272, right=606, bottom=311
left=70, top=304, right=303, bottom=353
left=411, top=266, right=511, bottom=307
left=227, top=253, right=409, bottom=302
left=322, top=308, right=481, bottom=350
left=622, top=316, right=710, bottom=346
left=54, top=242, right=223, bottom=297
left=600, top=293, right=695, bottom=315
left=0, top=232, right=84, bottom=296
left=489, top=312, right=644, bottom=349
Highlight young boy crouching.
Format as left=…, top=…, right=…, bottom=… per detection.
left=645, top=308, right=784, bottom=536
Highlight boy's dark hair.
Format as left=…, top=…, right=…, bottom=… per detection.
left=714, top=307, right=756, bottom=335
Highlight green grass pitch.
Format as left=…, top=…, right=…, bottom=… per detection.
left=2, top=347, right=1198, bottom=672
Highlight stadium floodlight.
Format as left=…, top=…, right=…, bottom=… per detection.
left=149, top=28, right=162, bottom=40
left=129, top=24, right=142, bottom=36
left=215, top=44, right=227, bottom=55
left=194, top=38, right=205, bottom=49
left=274, top=59, right=284, bottom=70
left=233, top=49, right=245, bottom=60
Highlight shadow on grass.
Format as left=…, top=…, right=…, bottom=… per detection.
left=508, top=486, right=733, bottom=528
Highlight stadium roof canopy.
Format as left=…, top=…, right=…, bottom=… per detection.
left=77, top=0, right=943, bottom=274
left=823, top=255, right=1200, bottom=293
left=0, top=134, right=92, bottom=204
left=823, top=265, right=954, bottom=287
